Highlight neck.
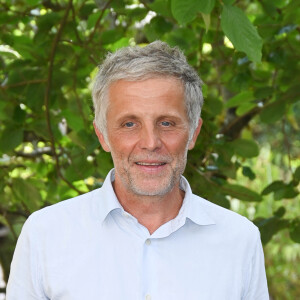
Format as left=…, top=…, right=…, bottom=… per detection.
left=112, top=180, right=185, bottom=235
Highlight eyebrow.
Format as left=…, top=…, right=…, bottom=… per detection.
left=116, top=114, right=184, bottom=123
left=115, top=115, right=139, bottom=123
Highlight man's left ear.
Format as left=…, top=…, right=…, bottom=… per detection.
left=188, top=118, right=203, bottom=150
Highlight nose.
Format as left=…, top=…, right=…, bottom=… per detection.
left=139, top=124, right=162, bottom=151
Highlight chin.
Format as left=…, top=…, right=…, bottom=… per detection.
left=129, top=179, right=176, bottom=197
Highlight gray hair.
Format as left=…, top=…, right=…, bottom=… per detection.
left=92, top=41, right=203, bottom=141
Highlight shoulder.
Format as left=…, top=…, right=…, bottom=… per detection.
left=192, top=193, right=259, bottom=241
left=27, top=187, right=103, bottom=231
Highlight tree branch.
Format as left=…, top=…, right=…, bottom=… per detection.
left=44, top=0, right=83, bottom=195
left=0, top=79, right=47, bottom=90
left=87, top=0, right=112, bottom=43
left=220, top=107, right=261, bottom=140
left=282, top=117, right=292, bottom=171
left=71, top=3, right=83, bottom=43
left=14, top=147, right=54, bottom=158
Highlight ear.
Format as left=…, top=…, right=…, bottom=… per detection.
left=93, top=121, right=111, bottom=152
left=188, top=118, right=203, bottom=150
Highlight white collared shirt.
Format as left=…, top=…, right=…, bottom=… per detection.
left=7, top=170, right=269, bottom=300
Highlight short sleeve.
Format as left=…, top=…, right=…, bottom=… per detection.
left=243, top=228, right=269, bottom=300
left=6, top=215, right=47, bottom=300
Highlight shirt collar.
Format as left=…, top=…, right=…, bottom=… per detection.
left=97, top=169, right=216, bottom=226
left=180, top=176, right=216, bottom=226
left=97, top=169, right=123, bottom=224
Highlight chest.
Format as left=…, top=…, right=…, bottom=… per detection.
left=42, top=225, right=247, bottom=300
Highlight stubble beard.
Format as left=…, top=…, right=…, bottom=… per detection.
left=115, top=149, right=188, bottom=197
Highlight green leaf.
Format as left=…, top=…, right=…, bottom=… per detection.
left=254, top=87, right=274, bottom=99
left=211, top=193, right=230, bottom=209
left=65, top=160, right=94, bottom=182
left=274, top=207, right=286, bottom=218
left=223, top=0, right=235, bottom=4
left=96, top=151, right=114, bottom=178
left=204, top=97, right=223, bottom=116
left=13, top=106, right=26, bottom=124
left=0, top=100, right=8, bottom=121
left=62, top=109, right=85, bottom=132
left=260, top=100, right=286, bottom=123
left=26, top=0, right=40, bottom=5
left=79, top=3, right=97, bottom=19
left=171, top=0, right=215, bottom=24
left=273, top=185, right=298, bottom=200
left=290, top=218, right=300, bottom=243
left=262, top=181, right=298, bottom=200
left=199, top=0, right=216, bottom=14
left=100, top=29, right=124, bottom=45
left=36, top=12, right=61, bottom=33
left=231, top=139, right=259, bottom=158
left=25, top=83, right=45, bottom=112
left=226, top=91, right=254, bottom=108
left=221, top=5, right=263, bottom=62
left=255, top=216, right=289, bottom=244
left=9, top=35, right=34, bottom=60
left=87, top=12, right=101, bottom=29
left=236, top=102, right=256, bottom=116
left=148, top=0, right=173, bottom=18
left=0, top=127, right=23, bottom=153
left=12, top=178, right=42, bottom=212
left=64, top=147, right=95, bottom=182
left=144, top=16, right=173, bottom=42
left=105, top=37, right=131, bottom=52
left=262, top=180, right=286, bottom=195
left=242, top=166, right=256, bottom=180
left=68, top=129, right=99, bottom=154
left=223, top=183, right=262, bottom=202
left=294, top=166, right=300, bottom=182
left=165, top=28, right=198, bottom=52
left=201, top=13, right=211, bottom=33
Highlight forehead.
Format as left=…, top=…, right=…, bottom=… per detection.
left=109, top=76, right=183, bottom=94
left=107, top=77, right=186, bottom=119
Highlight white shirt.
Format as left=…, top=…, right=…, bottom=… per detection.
left=7, top=169, right=269, bottom=300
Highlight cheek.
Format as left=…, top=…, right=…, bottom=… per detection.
left=107, top=132, right=137, bottom=151
left=108, top=137, right=137, bottom=163
left=161, top=132, right=189, bottom=152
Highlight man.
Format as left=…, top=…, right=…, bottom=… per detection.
left=7, top=41, right=269, bottom=299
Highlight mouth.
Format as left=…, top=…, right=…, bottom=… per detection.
left=135, top=162, right=166, bottom=166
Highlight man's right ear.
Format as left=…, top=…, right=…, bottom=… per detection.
left=93, top=122, right=111, bottom=152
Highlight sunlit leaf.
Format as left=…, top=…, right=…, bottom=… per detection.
left=226, top=91, right=254, bottom=108
left=221, top=5, right=263, bottom=62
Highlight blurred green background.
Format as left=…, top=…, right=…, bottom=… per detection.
left=0, top=0, right=299, bottom=298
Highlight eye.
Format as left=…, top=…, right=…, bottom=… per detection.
left=161, top=121, right=171, bottom=127
left=124, top=122, right=135, bottom=128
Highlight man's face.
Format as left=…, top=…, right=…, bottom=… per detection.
left=95, top=77, right=202, bottom=197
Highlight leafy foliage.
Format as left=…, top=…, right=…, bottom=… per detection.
left=0, top=0, right=299, bottom=297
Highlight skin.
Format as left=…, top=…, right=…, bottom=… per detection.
left=94, top=77, right=202, bottom=234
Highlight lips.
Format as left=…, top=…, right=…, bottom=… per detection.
left=135, top=162, right=166, bottom=166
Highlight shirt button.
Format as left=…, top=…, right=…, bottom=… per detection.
left=145, top=239, right=151, bottom=245
left=145, top=294, right=151, bottom=300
